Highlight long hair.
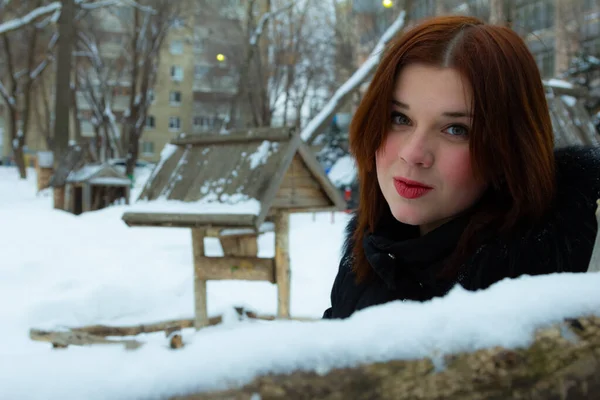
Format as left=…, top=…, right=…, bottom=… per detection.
left=349, top=15, right=556, bottom=282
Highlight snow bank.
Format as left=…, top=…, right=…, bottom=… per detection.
left=2, top=166, right=599, bottom=399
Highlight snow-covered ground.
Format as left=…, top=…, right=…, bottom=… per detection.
left=1, top=166, right=600, bottom=400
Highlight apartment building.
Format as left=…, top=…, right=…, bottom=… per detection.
left=1, top=0, right=249, bottom=164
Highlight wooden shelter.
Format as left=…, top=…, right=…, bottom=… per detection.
left=50, top=145, right=131, bottom=215
left=122, top=127, right=346, bottom=329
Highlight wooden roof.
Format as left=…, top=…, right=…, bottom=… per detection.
left=544, top=82, right=599, bottom=147
left=66, top=164, right=130, bottom=186
left=122, top=127, right=346, bottom=229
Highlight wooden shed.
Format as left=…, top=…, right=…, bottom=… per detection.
left=122, top=127, right=346, bottom=329
left=50, top=145, right=131, bottom=215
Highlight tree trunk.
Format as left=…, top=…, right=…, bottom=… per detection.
left=554, top=0, right=582, bottom=77
left=489, top=0, right=515, bottom=27
left=171, top=316, right=600, bottom=400
left=52, top=0, right=75, bottom=209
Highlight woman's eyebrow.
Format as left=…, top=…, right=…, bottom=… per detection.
left=391, top=99, right=472, bottom=118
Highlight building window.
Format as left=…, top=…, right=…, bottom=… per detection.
left=141, top=141, right=155, bottom=155
left=170, top=65, right=184, bottom=81
left=147, top=89, right=155, bottom=104
left=146, top=115, right=156, bottom=129
left=169, top=116, right=181, bottom=131
left=170, top=39, right=184, bottom=55
left=193, top=115, right=224, bottom=132
left=169, top=91, right=182, bottom=106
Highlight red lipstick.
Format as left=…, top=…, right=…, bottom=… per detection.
left=393, top=177, right=432, bottom=199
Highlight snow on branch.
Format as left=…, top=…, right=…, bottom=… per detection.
left=0, top=81, right=15, bottom=106
left=0, top=2, right=61, bottom=36
left=301, top=10, right=406, bottom=143
left=250, top=1, right=295, bottom=46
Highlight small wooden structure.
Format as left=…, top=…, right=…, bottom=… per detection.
left=35, top=151, right=54, bottom=192
left=122, top=127, right=346, bottom=329
left=50, top=145, right=131, bottom=215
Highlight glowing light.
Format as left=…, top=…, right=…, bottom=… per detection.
left=216, top=54, right=225, bottom=62
left=382, top=0, right=393, bottom=8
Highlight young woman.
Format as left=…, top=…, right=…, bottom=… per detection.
left=323, top=15, right=600, bottom=319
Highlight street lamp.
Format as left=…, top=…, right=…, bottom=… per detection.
left=382, top=0, right=393, bottom=8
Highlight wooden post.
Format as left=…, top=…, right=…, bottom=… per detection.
left=274, top=212, right=291, bottom=319
left=191, top=228, right=209, bottom=329
left=82, top=183, right=92, bottom=213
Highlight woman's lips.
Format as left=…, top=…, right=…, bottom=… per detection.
left=393, top=178, right=432, bottom=199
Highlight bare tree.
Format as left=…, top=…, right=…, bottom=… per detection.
left=0, top=0, right=58, bottom=179
left=73, top=1, right=182, bottom=176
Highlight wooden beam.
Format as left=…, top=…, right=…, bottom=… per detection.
left=192, top=228, right=209, bottom=330
left=171, top=127, right=295, bottom=146
left=29, top=329, right=143, bottom=350
left=274, top=212, right=291, bottom=318
left=297, top=144, right=347, bottom=211
left=196, top=256, right=276, bottom=283
left=82, top=183, right=92, bottom=213
left=121, top=212, right=257, bottom=228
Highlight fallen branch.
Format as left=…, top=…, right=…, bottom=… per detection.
left=30, top=328, right=143, bottom=350
left=32, top=308, right=317, bottom=345
left=170, top=316, right=600, bottom=400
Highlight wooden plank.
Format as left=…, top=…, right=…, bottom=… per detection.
left=171, top=127, right=295, bottom=146
left=280, top=176, right=322, bottom=190
left=297, top=144, right=347, bottom=210
left=219, top=235, right=258, bottom=257
left=138, top=146, right=185, bottom=200
left=196, top=256, right=276, bottom=283
left=192, top=228, right=209, bottom=330
left=272, top=196, right=332, bottom=209
left=29, top=329, right=143, bottom=350
left=168, top=147, right=204, bottom=200
left=121, top=212, right=256, bottom=228
left=274, top=212, right=291, bottom=318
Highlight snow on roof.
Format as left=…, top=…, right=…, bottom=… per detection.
left=129, top=195, right=262, bottom=216
left=66, top=165, right=104, bottom=182
left=89, top=177, right=131, bottom=186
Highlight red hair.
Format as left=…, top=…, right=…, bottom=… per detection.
left=349, top=16, right=555, bottom=282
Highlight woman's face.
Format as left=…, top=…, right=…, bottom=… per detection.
left=375, top=63, right=488, bottom=235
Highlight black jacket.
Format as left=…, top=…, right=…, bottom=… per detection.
left=323, top=146, right=600, bottom=319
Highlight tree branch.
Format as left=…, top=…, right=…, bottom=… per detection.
left=0, top=2, right=61, bottom=36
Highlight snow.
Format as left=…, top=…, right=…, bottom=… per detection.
left=328, top=155, right=357, bottom=187
left=546, top=78, right=574, bottom=89
left=67, top=165, right=104, bottom=182
left=129, top=196, right=262, bottom=215
left=248, top=140, right=278, bottom=169
left=561, top=95, right=577, bottom=107
left=89, top=176, right=131, bottom=186
left=300, top=10, right=406, bottom=142
left=2, top=166, right=600, bottom=399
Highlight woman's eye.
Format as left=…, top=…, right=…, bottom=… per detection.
left=391, top=112, right=410, bottom=125
left=445, top=125, right=469, bottom=137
